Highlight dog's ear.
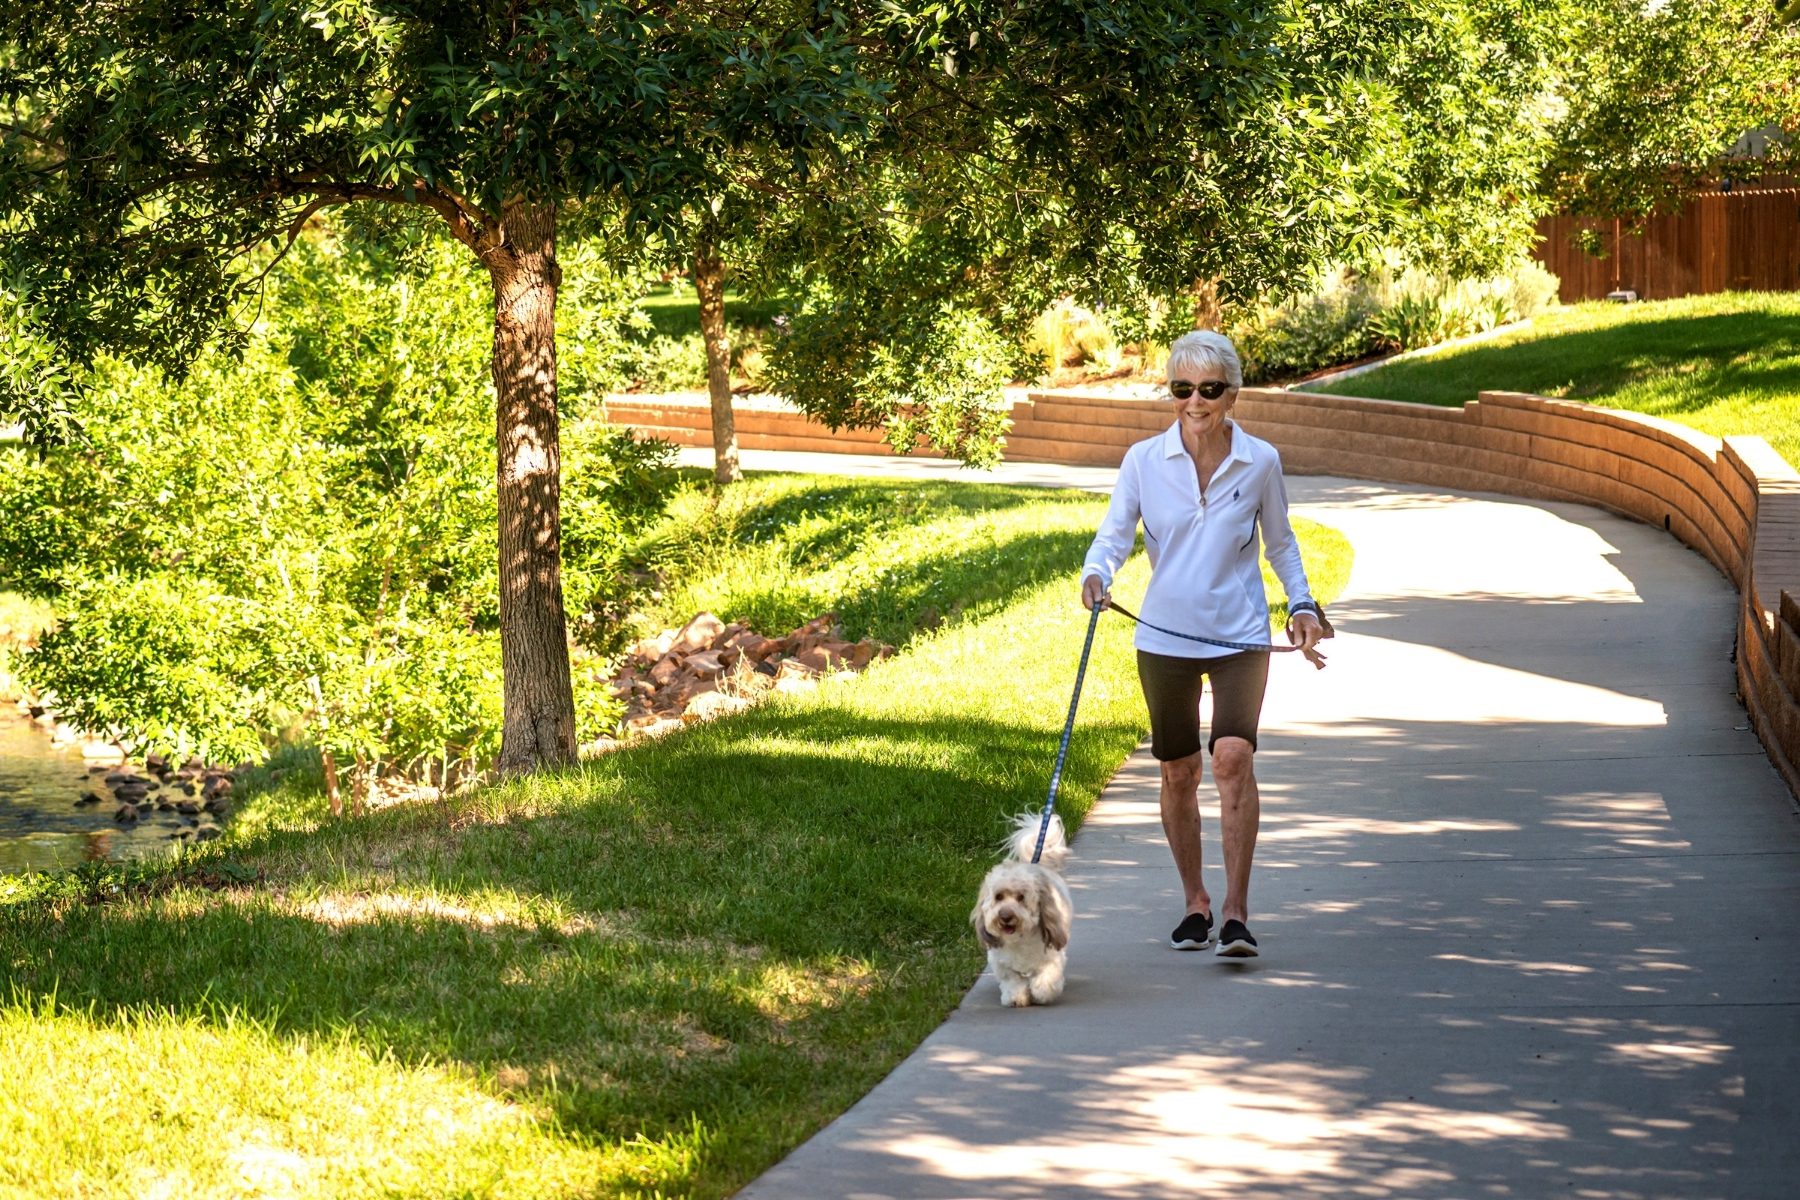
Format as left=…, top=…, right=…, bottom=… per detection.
left=971, top=903, right=1002, bottom=949
left=1038, top=880, right=1071, bottom=951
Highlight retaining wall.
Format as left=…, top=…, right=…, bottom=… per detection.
left=602, top=388, right=1800, bottom=797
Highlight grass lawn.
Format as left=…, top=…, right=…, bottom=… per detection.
left=1302, top=291, right=1800, bottom=467
left=636, top=284, right=787, bottom=342
left=1, top=476, right=1350, bottom=1200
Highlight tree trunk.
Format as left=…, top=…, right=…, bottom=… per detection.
left=693, top=230, right=740, bottom=484
left=1192, top=278, right=1223, bottom=331
left=487, top=202, right=578, bottom=773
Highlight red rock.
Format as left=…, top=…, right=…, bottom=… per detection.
left=849, top=641, right=877, bottom=669
left=794, top=647, right=831, bottom=673
left=649, top=655, right=682, bottom=687
left=684, top=650, right=726, bottom=678
left=673, top=612, right=726, bottom=653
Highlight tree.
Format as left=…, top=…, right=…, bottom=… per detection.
left=766, top=1, right=1575, bottom=448
left=0, top=2, right=882, bottom=772
left=3, top=1, right=1585, bottom=773
left=1543, top=0, right=1800, bottom=220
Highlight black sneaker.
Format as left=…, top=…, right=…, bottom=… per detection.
left=1215, top=919, right=1259, bottom=958
left=1169, top=911, right=1215, bottom=950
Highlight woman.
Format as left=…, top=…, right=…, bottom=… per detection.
left=1079, top=329, right=1325, bottom=958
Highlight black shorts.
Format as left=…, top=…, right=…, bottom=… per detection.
left=1136, top=649, right=1270, bottom=760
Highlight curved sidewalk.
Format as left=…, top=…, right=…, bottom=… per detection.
left=728, top=454, right=1800, bottom=1200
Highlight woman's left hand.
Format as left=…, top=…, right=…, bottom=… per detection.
left=1288, top=611, right=1327, bottom=670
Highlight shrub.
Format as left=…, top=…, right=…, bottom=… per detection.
left=1024, top=298, right=1121, bottom=379
left=1230, top=257, right=1562, bottom=381
left=617, top=334, right=709, bottom=393
left=0, top=225, right=675, bottom=775
left=764, top=300, right=1014, bottom=467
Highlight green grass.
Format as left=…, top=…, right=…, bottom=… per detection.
left=635, top=284, right=787, bottom=342
left=1302, top=291, right=1800, bottom=467
left=1, top=476, right=1352, bottom=1199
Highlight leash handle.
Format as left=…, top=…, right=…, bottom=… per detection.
left=1034, top=600, right=1104, bottom=864
left=1104, top=598, right=1330, bottom=669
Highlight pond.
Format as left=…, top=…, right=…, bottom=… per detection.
left=0, top=709, right=218, bottom=874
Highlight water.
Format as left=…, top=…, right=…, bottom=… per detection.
left=0, top=711, right=190, bottom=874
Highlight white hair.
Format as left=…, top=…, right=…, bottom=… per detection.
left=1166, top=330, right=1244, bottom=390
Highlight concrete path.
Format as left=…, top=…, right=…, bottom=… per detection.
left=723, top=450, right=1800, bottom=1200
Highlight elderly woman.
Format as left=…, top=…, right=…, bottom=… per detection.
left=1079, top=329, right=1325, bottom=958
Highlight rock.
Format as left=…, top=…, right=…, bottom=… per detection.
left=753, top=659, right=779, bottom=678
left=192, top=823, right=222, bottom=842
left=673, top=612, right=727, bottom=654
left=179, top=783, right=197, bottom=796
left=683, top=692, right=753, bottom=723
left=145, top=752, right=168, bottom=773
left=772, top=677, right=817, bottom=696
left=775, top=658, right=817, bottom=681
left=202, top=776, right=232, bottom=798
left=849, top=641, right=878, bottom=669
left=113, top=804, right=139, bottom=824
left=793, top=647, right=832, bottom=673
left=176, top=800, right=201, bottom=815
left=578, top=738, right=625, bottom=759
left=76, top=791, right=102, bottom=806
left=683, top=650, right=726, bottom=678
left=736, top=634, right=779, bottom=662
left=156, top=800, right=174, bottom=811
left=80, top=741, right=125, bottom=763
left=631, top=630, right=677, bottom=662
left=641, top=717, right=685, bottom=739
left=648, top=654, right=683, bottom=687
left=104, top=771, right=135, bottom=785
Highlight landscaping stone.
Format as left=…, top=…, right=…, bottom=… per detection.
left=603, top=609, right=892, bottom=746
left=113, top=804, right=139, bottom=824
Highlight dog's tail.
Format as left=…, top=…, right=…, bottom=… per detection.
left=1008, top=811, right=1069, bottom=871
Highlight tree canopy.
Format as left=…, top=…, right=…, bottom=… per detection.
left=2, top=0, right=1598, bottom=771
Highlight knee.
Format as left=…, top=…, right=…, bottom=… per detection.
left=1160, top=752, right=1205, bottom=791
left=1211, top=739, right=1255, bottom=786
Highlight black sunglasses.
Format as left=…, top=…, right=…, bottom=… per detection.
left=1169, top=379, right=1232, bottom=401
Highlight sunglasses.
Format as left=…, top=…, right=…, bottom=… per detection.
left=1169, top=379, right=1232, bottom=401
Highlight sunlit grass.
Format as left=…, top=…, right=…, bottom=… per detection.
left=1305, top=292, right=1800, bottom=467
left=2, top=477, right=1353, bottom=1198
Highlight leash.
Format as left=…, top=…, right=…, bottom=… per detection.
left=1030, top=597, right=1332, bottom=863
left=1032, top=601, right=1103, bottom=864
left=1103, top=598, right=1330, bottom=669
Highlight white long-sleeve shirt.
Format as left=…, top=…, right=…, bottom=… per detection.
left=1081, top=420, right=1316, bottom=659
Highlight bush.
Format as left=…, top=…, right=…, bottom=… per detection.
left=616, top=334, right=709, bottom=393
left=1230, top=257, right=1562, bottom=381
left=764, top=299, right=1014, bottom=467
left=0, top=225, right=676, bottom=774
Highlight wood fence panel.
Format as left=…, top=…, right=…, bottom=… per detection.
left=1534, top=188, right=1800, bottom=302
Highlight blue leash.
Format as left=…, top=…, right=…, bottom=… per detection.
left=1032, top=602, right=1104, bottom=864
left=1102, top=598, right=1323, bottom=657
left=1029, top=598, right=1331, bottom=863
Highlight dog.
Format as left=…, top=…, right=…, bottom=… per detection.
left=970, top=812, right=1074, bottom=1007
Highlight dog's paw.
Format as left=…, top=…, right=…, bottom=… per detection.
left=999, top=987, right=1031, bottom=1008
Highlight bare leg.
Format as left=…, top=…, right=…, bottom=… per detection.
left=1211, top=736, right=1259, bottom=923
left=1158, top=751, right=1212, bottom=918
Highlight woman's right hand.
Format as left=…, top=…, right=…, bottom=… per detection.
left=1080, top=574, right=1109, bottom=612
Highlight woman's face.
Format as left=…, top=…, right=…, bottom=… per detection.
left=1168, top=367, right=1236, bottom=440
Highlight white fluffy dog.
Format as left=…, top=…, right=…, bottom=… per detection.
left=970, top=812, right=1074, bottom=1007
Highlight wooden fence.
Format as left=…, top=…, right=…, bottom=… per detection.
left=1535, top=187, right=1800, bottom=303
